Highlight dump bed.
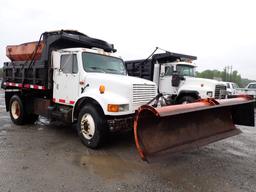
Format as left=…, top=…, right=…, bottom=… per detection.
left=125, top=52, right=197, bottom=81
left=2, top=30, right=116, bottom=90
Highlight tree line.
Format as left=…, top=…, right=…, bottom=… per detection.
left=196, top=69, right=254, bottom=87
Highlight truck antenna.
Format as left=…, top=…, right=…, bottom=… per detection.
left=137, top=47, right=159, bottom=66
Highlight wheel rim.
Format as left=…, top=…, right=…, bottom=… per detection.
left=80, top=113, right=95, bottom=140
left=11, top=100, right=21, bottom=120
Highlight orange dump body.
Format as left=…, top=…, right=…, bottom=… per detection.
left=6, top=41, right=44, bottom=61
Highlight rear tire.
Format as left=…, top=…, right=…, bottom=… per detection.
left=9, top=95, right=27, bottom=125
left=177, top=96, right=196, bottom=104
left=77, top=105, right=106, bottom=149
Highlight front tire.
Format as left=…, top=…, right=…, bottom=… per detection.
left=77, top=105, right=106, bottom=149
left=9, top=95, right=27, bottom=125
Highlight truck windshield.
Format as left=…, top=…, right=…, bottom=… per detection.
left=82, top=52, right=127, bottom=75
left=232, top=83, right=239, bottom=89
left=176, top=65, right=195, bottom=77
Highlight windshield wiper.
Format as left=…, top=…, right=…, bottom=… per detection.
left=87, top=67, right=106, bottom=73
left=105, top=68, right=126, bottom=74
left=105, top=68, right=119, bottom=72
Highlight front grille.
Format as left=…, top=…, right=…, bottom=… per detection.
left=132, top=84, right=157, bottom=108
left=215, top=85, right=226, bottom=99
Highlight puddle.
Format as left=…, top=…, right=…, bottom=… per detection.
left=78, top=153, right=142, bottom=180
left=37, top=127, right=44, bottom=131
left=36, top=116, right=50, bottom=126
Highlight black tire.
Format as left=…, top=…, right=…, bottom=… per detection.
left=77, top=105, right=107, bottom=149
left=177, top=96, right=196, bottom=104
left=9, top=95, right=27, bottom=125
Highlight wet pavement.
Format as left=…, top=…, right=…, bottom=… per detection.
left=0, top=88, right=256, bottom=192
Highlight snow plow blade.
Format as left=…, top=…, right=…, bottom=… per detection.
left=134, top=96, right=255, bottom=161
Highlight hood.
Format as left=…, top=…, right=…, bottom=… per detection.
left=185, top=76, right=225, bottom=85
left=84, top=73, right=156, bottom=100
left=86, top=73, right=155, bottom=86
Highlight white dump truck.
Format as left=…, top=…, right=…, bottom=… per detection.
left=1, top=31, right=254, bottom=161
left=1, top=30, right=157, bottom=148
left=125, top=51, right=227, bottom=104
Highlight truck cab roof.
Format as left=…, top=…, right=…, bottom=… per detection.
left=57, top=47, right=121, bottom=59
left=164, top=61, right=197, bottom=68
left=152, top=52, right=197, bottom=63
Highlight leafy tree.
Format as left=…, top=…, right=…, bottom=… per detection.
left=196, top=68, right=248, bottom=87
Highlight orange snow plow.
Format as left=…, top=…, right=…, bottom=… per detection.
left=134, top=96, right=255, bottom=161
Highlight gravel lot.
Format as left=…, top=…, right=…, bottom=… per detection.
left=0, top=88, right=256, bottom=192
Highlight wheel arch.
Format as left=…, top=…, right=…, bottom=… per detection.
left=72, top=97, right=105, bottom=122
left=176, top=90, right=200, bottom=103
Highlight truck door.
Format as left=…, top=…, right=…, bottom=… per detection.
left=53, top=53, right=79, bottom=105
left=158, top=65, right=178, bottom=95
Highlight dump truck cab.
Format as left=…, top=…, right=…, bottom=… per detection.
left=52, top=47, right=157, bottom=118
left=158, top=59, right=227, bottom=103
left=126, top=51, right=227, bottom=104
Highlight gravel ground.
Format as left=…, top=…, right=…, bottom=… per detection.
left=0, top=89, right=256, bottom=192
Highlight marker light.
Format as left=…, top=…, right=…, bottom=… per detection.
left=99, top=85, right=105, bottom=94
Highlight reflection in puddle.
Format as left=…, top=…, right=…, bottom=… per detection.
left=36, top=116, right=51, bottom=126
left=79, top=154, right=141, bottom=180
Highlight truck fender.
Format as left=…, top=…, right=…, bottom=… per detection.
left=72, top=97, right=105, bottom=123
left=176, top=90, right=200, bottom=102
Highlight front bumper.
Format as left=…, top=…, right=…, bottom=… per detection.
left=107, top=115, right=134, bottom=132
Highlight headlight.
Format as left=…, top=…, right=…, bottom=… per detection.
left=207, top=91, right=213, bottom=97
left=107, top=104, right=129, bottom=112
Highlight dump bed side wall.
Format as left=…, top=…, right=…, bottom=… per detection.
left=125, top=59, right=154, bottom=81
left=3, top=60, right=51, bottom=89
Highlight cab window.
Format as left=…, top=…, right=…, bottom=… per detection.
left=60, top=54, right=78, bottom=74
left=164, top=66, right=173, bottom=76
left=176, top=65, right=195, bottom=77
left=248, top=84, right=256, bottom=89
left=232, top=83, right=239, bottom=89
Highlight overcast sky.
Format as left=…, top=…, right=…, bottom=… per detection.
left=0, top=0, right=255, bottom=80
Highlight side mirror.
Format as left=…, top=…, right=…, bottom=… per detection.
left=172, top=73, right=181, bottom=87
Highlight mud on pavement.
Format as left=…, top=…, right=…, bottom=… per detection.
left=0, top=88, right=256, bottom=192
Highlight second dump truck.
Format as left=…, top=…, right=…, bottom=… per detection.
left=125, top=51, right=228, bottom=104
left=1, top=30, right=255, bottom=161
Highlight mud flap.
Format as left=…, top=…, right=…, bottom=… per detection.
left=134, top=96, right=255, bottom=161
